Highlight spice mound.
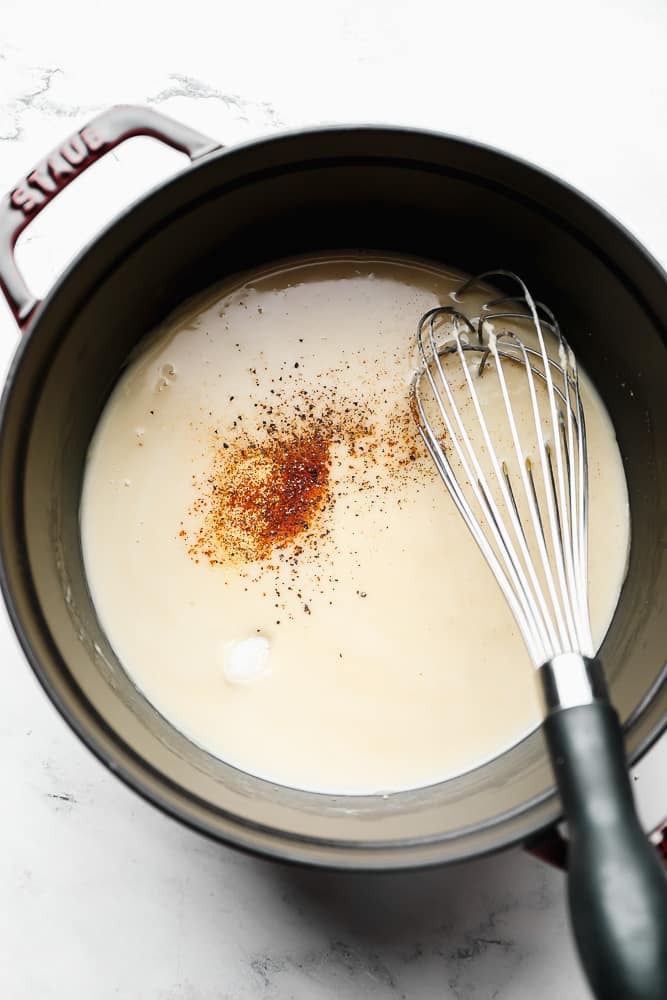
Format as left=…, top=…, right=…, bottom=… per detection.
left=189, top=429, right=333, bottom=564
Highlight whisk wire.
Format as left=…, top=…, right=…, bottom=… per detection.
left=414, top=387, right=545, bottom=660
left=449, top=323, right=559, bottom=658
left=494, top=280, right=580, bottom=654
left=412, top=271, right=593, bottom=667
left=415, top=315, right=546, bottom=660
left=418, top=312, right=552, bottom=662
left=483, top=331, right=566, bottom=655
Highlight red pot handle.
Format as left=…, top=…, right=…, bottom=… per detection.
left=527, top=819, right=667, bottom=871
left=0, top=104, right=222, bottom=330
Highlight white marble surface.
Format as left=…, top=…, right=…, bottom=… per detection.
left=1, top=2, right=666, bottom=997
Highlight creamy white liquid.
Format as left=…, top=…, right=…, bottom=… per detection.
left=81, top=256, right=630, bottom=794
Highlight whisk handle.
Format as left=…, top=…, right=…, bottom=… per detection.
left=544, top=699, right=667, bottom=1000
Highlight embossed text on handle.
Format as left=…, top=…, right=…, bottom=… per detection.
left=10, top=127, right=106, bottom=216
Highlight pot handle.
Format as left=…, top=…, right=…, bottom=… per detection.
left=0, top=104, right=222, bottom=330
left=527, top=812, right=667, bottom=871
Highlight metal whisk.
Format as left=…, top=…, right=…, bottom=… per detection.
left=411, top=271, right=667, bottom=1000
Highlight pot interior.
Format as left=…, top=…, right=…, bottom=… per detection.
left=2, top=129, right=666, bottom=867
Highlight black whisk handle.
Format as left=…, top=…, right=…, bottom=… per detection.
left=544, top=701, right=667, bottom=1000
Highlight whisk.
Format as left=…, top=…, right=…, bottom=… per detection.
left=411, top=271, right=667, bottom=1000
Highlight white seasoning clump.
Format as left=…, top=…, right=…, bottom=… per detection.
left=223, top=637, right=271, bottom=683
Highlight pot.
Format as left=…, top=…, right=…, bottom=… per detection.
left=0, top=105, right=665, bottom=869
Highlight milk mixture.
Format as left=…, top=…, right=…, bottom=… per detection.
left=81, top=256, right=630, bottom=793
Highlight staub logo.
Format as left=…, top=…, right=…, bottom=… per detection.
left=11, top=126, right=105, bottom=215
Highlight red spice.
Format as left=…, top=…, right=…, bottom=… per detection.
left=188, top=428, right=334, bottom=564
left=231, top=431, right=330, bottom=557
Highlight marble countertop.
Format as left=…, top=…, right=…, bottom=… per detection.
left=1, top=2, right=666, bottom=997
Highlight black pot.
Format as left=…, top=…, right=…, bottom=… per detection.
left=0, top=105, right=665, bottom=869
